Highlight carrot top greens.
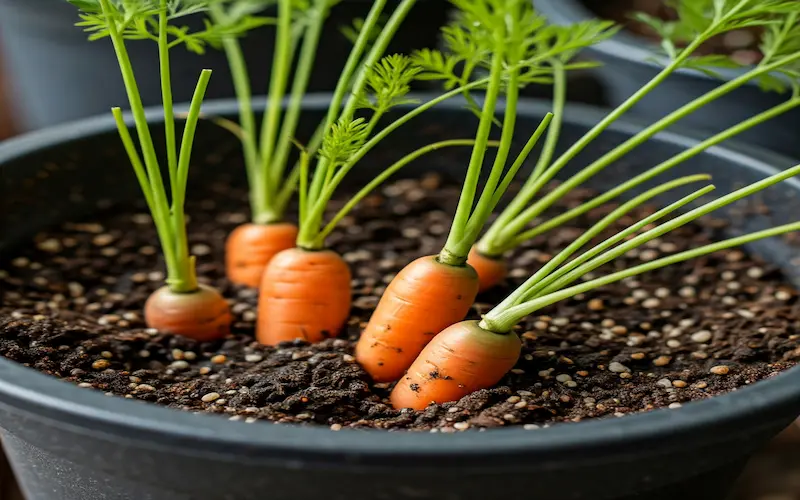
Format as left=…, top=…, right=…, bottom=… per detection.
left=477, top=0, right=800, bottom=259
left=67, top=0, right=253, bottom=292
left=206, top=0, right=336, bottom=224
left=414, top=0, right=617, bottom=266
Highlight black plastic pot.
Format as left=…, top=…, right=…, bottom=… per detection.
left=532, top=0, right=800, bottom=161
left=2, top=95, right=800, bottom=500
left=0, top=0, right=449, bottom=131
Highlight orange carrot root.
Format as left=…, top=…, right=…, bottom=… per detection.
left=355, top=256, right=479, bottom=383
left=467, top=246, right=508, bottom=292
left=225, top=222, right=298, bottom=287
left=144, top=284, right=232, bottom=342
left=390, top=320, right=521, bottom=410
left=257, top=247, right=351, bottom=346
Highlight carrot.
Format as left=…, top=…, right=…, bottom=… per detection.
left=356, top=1, right=556, bottom=382
left=257, top=247, right=351, bottom=345
left=225, top=222, right=298, bottom=287
left=467, top=246, right=508, bottom=292
left=145, top=284, right=232, bottom=342
left=390, top=320, right=521, bottom=410
left=355, top=256, right=479, bottom=382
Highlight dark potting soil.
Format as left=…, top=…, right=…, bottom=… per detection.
left=1, top=173, right=799, bottom=431
left=585, top=0, right=764, bottom=65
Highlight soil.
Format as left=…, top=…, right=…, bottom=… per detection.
left=1, top=173, right=799, bottom=432
left=585, top=0, right=764, bottom=65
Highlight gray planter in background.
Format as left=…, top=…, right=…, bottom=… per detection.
left=533, top=0, right=800, bottom=161
left=0, top=0, right=449, bottom=131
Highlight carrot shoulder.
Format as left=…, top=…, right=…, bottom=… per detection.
left=355, top=256, right=479, bottom=382
left=390, top=320, right=521, bottom=410
left=225, top=222, right=298, bottom=287
left=145, top=284, right=232, bottom=342
left=257, top=247, right=351, bottom=345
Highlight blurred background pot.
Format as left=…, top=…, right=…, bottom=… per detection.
left=532, top=0, right=800, bottom=161
left=0, top=0, right=450, bottom=131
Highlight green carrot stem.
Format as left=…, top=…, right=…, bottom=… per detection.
left=269, top=0, right=331, bottom=199
left=257, top=0, right=294, bottom=221
left=295, top=77, right=492, bottom=248
left=438, top=34, right=508, bottom=267
left=208, top=3, right=261, bottom=218
left=487, top=113, right=555, bottom=214
left=275, top=119, right=327, bottom=216
left=168, top=69, right=212, bottom=293
left=158, top=0, right=178, bottom=200
left=515, top=186, right=716, bottom=307
left=538, top=162, right=800, bottom=298
left=494, top=97, right=800, bottom=255
left=498, top=175, right=713, bottom=314
left=312, top=139, right=499, bottom=248
left=481, top=221, right=800, bottom=333
left=477, top=60, right=567, bottom=254
left=99, top=0, right=179, bottom=286
left=495, top=50, right=800, bottom=248
left=111, top=108, right=155, bottom=214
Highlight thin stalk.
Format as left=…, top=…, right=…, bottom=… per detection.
left=275, top=119, right=326, bottom=215
left=481, top=32, right=711, bottom=252
left=497, top=97, right=800, bottom=254
left=302, top=0, right=388, bottom=211
left=530, top=60, right=566, bottom=182
left=512, top=186, right=716, bottom=305
left=462, top=13, right=523, bottom=248
left=479, top=60, right=566, bottom=253
left=208, top=3, right=260, bottom=217
left=298, top=150, right=310, bottom=226
left=158, top=0, right=178, bottom=199
left=168, top=69, right=212, bottom=292
left=295, top=77, right=492, bottom=248
left=99, top=0, right=178, bottom=284
left=539, top=162, right=800, bottom=296
left=491, top=176, right=713, bottom=315
left=269, top=0, right=330, bottom=196
left=488, top=113, right=555, bottom=213
left=111, top=108, right=155, bottom=214
left=482, top=221, right=800, bottom=333
left=305, top=0, right=414, bottom=213
left=496, top=50, right=800, bottom=247
left=438, top=34, right=507, bottom=266
left=313, top=139, right=498, bottom=247
left=257, top=0, right=294, bottom=221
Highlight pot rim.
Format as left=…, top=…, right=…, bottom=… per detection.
left=532, top=0, right=770, bottom=86
left=1, top=93, right=799, bottom=467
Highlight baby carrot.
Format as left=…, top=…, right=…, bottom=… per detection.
left=145, top=285, right=232, bottom=342
left=225, top=222, right=298, bottom=287
left=257, top=247, right=351, bottom=345
left=355, top=256, right=479, bottom=382
left=390, top=320, right=521, bottom=411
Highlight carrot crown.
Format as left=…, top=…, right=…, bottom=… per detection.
left=67, top=0, right=254, bottom=292
left=206, top=0, right=336, bottom=225
left=479, top=162, right=800, bottom=334
left=415, top=0, right=617, bottom=267
left=476, top=0, right=800, bottom=260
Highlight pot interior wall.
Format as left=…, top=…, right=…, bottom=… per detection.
left=3, top=100, right=800, bottom=286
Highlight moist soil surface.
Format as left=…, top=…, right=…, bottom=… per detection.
left=1, top=173, right=799, bottom=431
left=585, top=0, right=763, bottom=65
